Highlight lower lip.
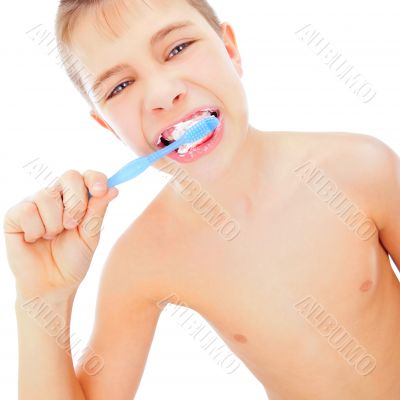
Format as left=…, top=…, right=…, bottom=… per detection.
left=162, top=115, right=224, bottom=163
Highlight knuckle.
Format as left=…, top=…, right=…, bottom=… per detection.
left=4, top=205, right=14, bottom=221
left=65, top=169, right=81, bottom=178
left=33, top=189, right=62, bottom=210
left=34, top=188, right=51, bottom=202
left=83, top=169, right=94, bottom=178
left=33, top=227, right=46, bottom=240
left=25, top=233, right=40, bottom=243
left=45, top=183, right=62, bottom=200
left=24, top=234, right=36, bottom=243
left=54, top=225, right=65, bottom=235
left=44, top=228, right=61, bottom=237
left=3, top=206, right=17, bottom=230
left=20, top=201, right=37, bottom=217
left=43, top=219, right=64, bottom=235
left=61, top=169, right=82, bottom=183
left=26, top=230, right=44, bottom=242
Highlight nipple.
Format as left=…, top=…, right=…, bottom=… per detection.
left=359, top=280, right=373, bottom=292
left=233, top=333, right=248, bottom=343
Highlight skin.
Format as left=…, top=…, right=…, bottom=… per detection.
left=152, top=131, right=400, bottom=400
left=4, top=0, right=400, bottom=399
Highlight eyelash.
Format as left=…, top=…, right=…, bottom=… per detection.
left=107, top=41, right=194, bottom=100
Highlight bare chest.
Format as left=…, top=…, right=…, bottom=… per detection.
left=160, top=172, right=400, bottom=392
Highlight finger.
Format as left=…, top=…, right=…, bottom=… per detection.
left=83, top=170, right=108, bottom=198
left=4, top=200, right=46, bottom=243
left=58, top=170, right=88, bottom=229
left=33, top=187, right=64, bottom=240
left=78, top=187, right=119, bottom=248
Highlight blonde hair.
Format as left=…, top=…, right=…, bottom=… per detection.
left=55, top=0, right=222, bottom=105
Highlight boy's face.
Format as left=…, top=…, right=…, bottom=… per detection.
left=70, top=0, right=250, bottom=172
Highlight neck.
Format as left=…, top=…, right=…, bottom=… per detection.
left=163, top=124, right=267, bottom=222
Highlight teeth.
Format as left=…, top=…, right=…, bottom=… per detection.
left=163, top=111, right=211, bottom=141
left=157, top=109, right=218, bottom=154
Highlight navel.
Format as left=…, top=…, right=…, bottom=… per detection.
left=233, top=333, right=248, bottom=344
left=360, top=280, right=373, bottom=292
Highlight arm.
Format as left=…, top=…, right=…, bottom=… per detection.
left=15, top=224, right=162, bottom=400
left=359, top=135, right=400, bottom=270
left=76, top=221, right=163, bottom=399
left=4, top=170, right=118, bottom=400
left=15, top=293, right=86, bottom=400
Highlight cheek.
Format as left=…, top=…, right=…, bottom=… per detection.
left=190, top=45, right=243, bottom=94
left=191, top=46, right=247, bottom=115
left=121, top=127, right=150, bottom=156
left=99, top=44, right=246, bottom=154
left=104, top=105, right=149, bottom=155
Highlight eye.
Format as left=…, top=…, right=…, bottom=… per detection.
left=167, top=41, right=194, bottom=60
left=107, top=80, right=134, bottom=100
left=106, top=42, right=194, bottom=101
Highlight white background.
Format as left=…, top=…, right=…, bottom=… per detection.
left=1, top=0, right=400, bottom=398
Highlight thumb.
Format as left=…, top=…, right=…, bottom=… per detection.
left=78, top=187, right=119, bottom=247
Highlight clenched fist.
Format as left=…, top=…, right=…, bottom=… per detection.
left=3, top=170, right=118, bottom=301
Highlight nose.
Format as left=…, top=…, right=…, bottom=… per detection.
left=144, top=75, right=187, bottom=112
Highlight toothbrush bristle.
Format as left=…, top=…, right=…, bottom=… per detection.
left=146, top=115, right=220, bottom=164
left=182, top=116, right=219, bottom=144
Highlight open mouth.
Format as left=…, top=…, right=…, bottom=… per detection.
left=156, top=108, right=221, bottom=154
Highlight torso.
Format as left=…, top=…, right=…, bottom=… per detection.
left=148, top=131, right=400, bottom=399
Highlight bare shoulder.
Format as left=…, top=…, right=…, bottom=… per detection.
left=103, top=200, right=176, bottom=306
left=275, top=130, right=399, bottom=227
left=270, top=130, right=393, bottom=160
left=272, top=130, right=396, bottom=174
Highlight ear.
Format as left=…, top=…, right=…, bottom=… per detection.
left=220, top=22, right=243, bottom=77
left=90, top=110, right=121, bottom=141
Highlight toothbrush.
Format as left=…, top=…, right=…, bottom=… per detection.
left=88, top=115, right=219, bottom=198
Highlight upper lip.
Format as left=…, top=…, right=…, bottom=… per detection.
left=154, top=105, right=221, bottom=146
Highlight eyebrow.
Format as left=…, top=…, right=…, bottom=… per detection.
left=91, top=20, right=194, bottom=97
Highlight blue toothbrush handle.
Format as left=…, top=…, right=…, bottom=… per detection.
left=87, top=116, right=218, bottom=199
left=107, top=156, right=152, bottom=187
left=88, top=135, right=187, bottom=198
left=88, top=156, right=151, bottom=199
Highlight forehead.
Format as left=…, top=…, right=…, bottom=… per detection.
left=69, top=0, right=204, bottom=73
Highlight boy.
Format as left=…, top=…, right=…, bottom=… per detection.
left=4, top=0, right=400, bottom=398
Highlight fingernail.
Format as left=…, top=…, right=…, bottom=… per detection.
left=93, top=182, right=106, bottom=191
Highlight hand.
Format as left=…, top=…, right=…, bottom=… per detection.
left=4, top=170, right=118, bottom=301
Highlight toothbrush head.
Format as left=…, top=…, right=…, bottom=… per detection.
left=146, top=115, right=220, bottom=164
left=176, top=116, right=219, bottom=146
